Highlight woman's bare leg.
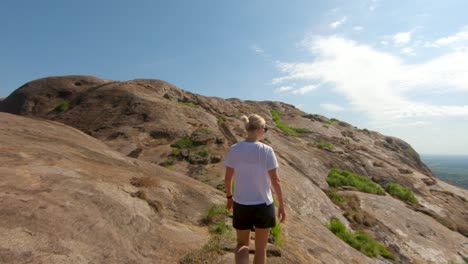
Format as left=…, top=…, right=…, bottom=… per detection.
left=253, top=228, right=269, bottom=264
left=235, top=229, right=250, bottom=264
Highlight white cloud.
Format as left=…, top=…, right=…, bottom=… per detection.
left=427, top=25, right=468, bottom=49
left=291, top=85, right=318, bottom=95
left=249, top=44, right=265, bottom=54
left=393, top=31, right=412, bottom=45
left=274, top=86, right=293, bottom=93
left=401, top=47, right=415, bottom=55
left=353, top=26, right=364, bottom=31
left=320, top=103, right=344, bottom=112
left=273, top=35, right=468, bottom=126
left=330, top=17, right=347, bottom=29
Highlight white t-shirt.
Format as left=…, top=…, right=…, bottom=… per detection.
left=224, top=141, right=279, bottom=205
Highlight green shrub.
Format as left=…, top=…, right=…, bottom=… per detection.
left=171, top=148, right=180, bottom=156
left=327, top=168, right=385, bottom=195
left=175, top=137, right=195, bottom=148
left=271, top=223, right=284, bottom=246
left=53, top=101, right=69, bottom=113
left=385, top=183, right=419, bottom=205
left=271, top=110, right=311, bottom=136
left=317, top=141, right=335, bottom=151
left=328, top=219, right=393, bottom=259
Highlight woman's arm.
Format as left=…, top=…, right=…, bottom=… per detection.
left=225, top=166, right=234, bottom=210
left=268, top=168, right=286, bottom=223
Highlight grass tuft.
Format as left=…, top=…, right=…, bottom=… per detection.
left=328, top=219, right=393, bottom=259
left=271, top=223, right=284, bottom=246
left=326, top=168, right=384, bottom=195
left=271, top=109, right=312, bottom=136
left=53, top=101, right=69, bottom=113
left=317, top=141, right=335, bottom=151
left=385, top=183, right=419, bottom=205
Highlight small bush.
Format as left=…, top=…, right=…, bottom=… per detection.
left=171, top=148, right=180, bottom=156
left=317, top=141, right=335, bottom=151
left=326, top=168, right=384, bottom=195
left=53, top=101, right=69, bottom=113
left=385, top=183, right=419, bottom=205
left=328, top=219, right=393, bottom=259
left=174, top=138, right=195, bottom=148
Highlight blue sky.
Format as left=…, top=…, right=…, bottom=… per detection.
left=1, top=0, right=468, bottom=155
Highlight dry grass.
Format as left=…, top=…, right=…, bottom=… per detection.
left=130, top=176, right=160, bottom=188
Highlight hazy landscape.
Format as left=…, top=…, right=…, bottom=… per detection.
left=422, top=154, right=468, bottom=189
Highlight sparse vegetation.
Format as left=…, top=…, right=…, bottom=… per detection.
left=177, top=100, right=199, bottom=108
left=325, top=189, right=347, bottom=205
left=181, top=204, right=234, bottom=262
left=385, top=183, right=419, bottom=205
left=53, top=101, right=69, bottom=113
left=326, top=168, right=384, bottom=195
left=203, top=204, right=230, bottom=225
left=326, top=118, right=338, bottom=124
left=328, top=219, right=393, bottom=259
left=317, top=141, right=335, bottom=151
left=174, top=137, right=195, bottom=148
left=188, top=147, right=212, bottom=165
left=271, top=109, right=312, bottom=136
left=326, top=191, right=377, bottom=228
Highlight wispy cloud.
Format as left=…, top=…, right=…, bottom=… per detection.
left=426, top=25, right=468, bottom=49
left=393, top=31, right=412, bottom=45
left=249, top=44, right=265, bottom=54
left=353, top=26, right=364, bottom=31
left=274, top=86, right=293, bottom=94
left=368, top=0, right=378, bottom=11
left=291, top=85, right=318, bottom=95
left=273, top=35, right=468, bottom=126
left=330, top=17, right=347, bottom=29
left=321, top=103, right=344, bottom=112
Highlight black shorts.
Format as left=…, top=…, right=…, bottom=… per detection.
left=233, top=201, right=276, bottom=230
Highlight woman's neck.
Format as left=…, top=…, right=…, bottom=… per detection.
left=245, top=133, right=259, bottom=142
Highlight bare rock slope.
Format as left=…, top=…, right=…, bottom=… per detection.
left=1, top=76, right=467, bottom=263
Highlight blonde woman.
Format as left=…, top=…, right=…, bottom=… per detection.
left=224, top=114, right=286, bottom=264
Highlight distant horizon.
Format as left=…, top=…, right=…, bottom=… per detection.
left=1, top=1, right=468, bottom=155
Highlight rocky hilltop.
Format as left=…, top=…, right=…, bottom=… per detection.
left=1, top=76, right=467, bottom=263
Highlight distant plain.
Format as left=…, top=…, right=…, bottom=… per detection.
left=421, top=154, right=468, bottom=189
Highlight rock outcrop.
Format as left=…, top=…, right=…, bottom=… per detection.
left=1, top=76, right=467, bottom=263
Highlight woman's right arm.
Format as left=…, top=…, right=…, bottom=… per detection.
left=225, top=166, right=234, bottom=211
left=268, top=168, right=286, bottom=223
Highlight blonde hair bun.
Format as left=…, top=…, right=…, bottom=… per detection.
left=240, top=114, right=266, bottom=131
